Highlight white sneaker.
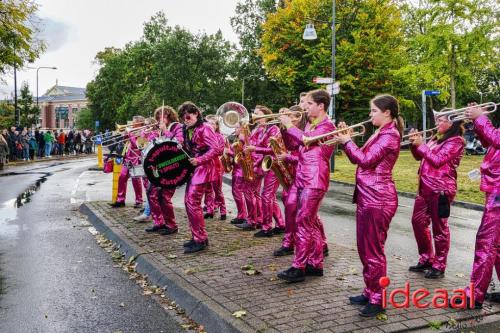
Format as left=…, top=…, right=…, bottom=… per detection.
left=133, top=214, right=151, bottom=222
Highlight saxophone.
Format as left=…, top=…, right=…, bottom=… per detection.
left=233, top=123, right=255, bottom=181
left=221, top=137, right=233, bottom=173
left=262, top=136, right=293, bottom=189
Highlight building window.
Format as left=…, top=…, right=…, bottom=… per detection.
left=55, top=106, right=69, bottom=128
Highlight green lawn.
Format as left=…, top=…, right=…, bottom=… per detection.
left=331, top=150, right=485, bottom=205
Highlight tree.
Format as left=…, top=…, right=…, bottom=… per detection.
left=0, top=0, right=45, bottom=77
left=0, top=101, right=14, bottom=129
left=74, top=107, right=94, bottom=130
left=18, top=81, right=38, bottom=127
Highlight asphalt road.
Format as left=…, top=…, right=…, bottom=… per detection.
left=0, top=159, right=184, bottom=333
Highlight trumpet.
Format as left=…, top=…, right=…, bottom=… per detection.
left=303, top=119, right=371, bottom=146
left=400, top=127, right=438, bottom=146
left=433, top=102, right=498, bottom=122
left=250, top=111, right=307, bottom=125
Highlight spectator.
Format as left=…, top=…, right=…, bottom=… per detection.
left=67, top=130, right=74, bottom=155
left=58, top=129, right=66, bottom=156
left=0, top=129, right=9, bottom=170
left=38, top=130, right=45, bottom=157
left=20, top=129, right=29, bottom=160
left=43, top=130, right=55, bottom=158
left=28, top=134, right=38, bottom=160
left=8, top=127, right=17, bottom=161
left=75, top=131, right=82, bottom=154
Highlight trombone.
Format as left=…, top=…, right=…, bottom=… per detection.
left=432, top=102, right=498, bottom=122
left=303, top=119, right=371, bottom=146
left=400, top=127, right=438, bottom=146
left=92, top=118, right=158, bottom=145
left=250, top=110, right=308, bottom=125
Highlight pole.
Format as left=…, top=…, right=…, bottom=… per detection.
left=421, top=90, right=427, bottom=143
left=14, top=61, right=19, bottom=127
left=36, top=67, right=40, bottom=109
left=330, top=0, right=336, bottom=173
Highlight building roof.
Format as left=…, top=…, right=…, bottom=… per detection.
left=38, top=85, right=87, bottom=103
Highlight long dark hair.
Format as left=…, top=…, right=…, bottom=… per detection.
left=178, top=101, right=204, bottom=128
left=371, top=94, right=403, bottom=137
left=434, top=118, right=464, bottom=144
left=289, top=105, right=307, bottom=131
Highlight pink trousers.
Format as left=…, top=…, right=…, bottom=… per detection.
left=185, top=181, right=210, bottom=243
left=261, top=172, right=284, bottom=231
left=116, top=166, right=143, bottom=204
left=243, top=176, right=263, bottom=226
left=232, top=176, right=247, bottom=219
left=204, top=174, right=227, bottom=215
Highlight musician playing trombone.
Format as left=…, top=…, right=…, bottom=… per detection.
left=407, top=114, right=465, bottom=280
left=335, top=95, right=402, bottom=317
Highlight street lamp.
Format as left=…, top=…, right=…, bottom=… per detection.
left=303, top=1, right=336, bottom=171
left=36, top=66, right=57, bottom=108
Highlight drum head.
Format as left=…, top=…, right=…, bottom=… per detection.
left=143, top=139, right=193, bottom=188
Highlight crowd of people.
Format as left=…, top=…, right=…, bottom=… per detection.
left=0, top=127, right=96, bottom=169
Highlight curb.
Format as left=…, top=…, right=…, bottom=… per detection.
left=3, top=154, right=96, bottom=168
left=79, top=203, right=253, bottom=333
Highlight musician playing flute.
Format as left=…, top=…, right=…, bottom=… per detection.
left=276, top=90, right=335, bottom=283
left=459, top=103, right=500, bottom=308
left=109, top=115, right=144, bottom=208
left=203, top=115, right=227, bottom=220
left=144, top=106, right=183, bottom=235
left=179, top=102, right=223, bottom=254
left=335, top=94, right=403, bottom=317
left=407, top=115, right=465, bottom=279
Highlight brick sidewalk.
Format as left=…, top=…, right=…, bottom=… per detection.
left=81, top=202, right=500, bottom=333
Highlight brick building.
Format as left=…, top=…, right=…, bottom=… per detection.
left=38, top=84, right=87, bottom=129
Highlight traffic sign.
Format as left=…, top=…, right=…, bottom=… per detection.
left=424, top=90, right=440, bottom=96
left=326, top=82, right=340, bottom=95
left=95, top=120, right=100, bottom=128
left=313, top=77, right=334, bottom=84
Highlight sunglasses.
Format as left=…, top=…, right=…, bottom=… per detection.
left=183, top=114, right=193, bottom=121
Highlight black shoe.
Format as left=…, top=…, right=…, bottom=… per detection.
left=349, top=295, right=369, bottom=305
left=256, top=224, right=262, bottom=229
left=273, top=246, right=294, bottom=257
left=133, top=203, right=143, bottom=209
left=450, top=296, right=483, bottom=309
left=220, top=214, right=226, bottom=220
left=323, top=246, right=329, bottom=257
left=254, top=230, right=273, bottom=238
left=486, top=292, right=500, bottom=303
left=305, top=264, right=323, bottom=276
left=409, top=261, right=432, bottom=272
left=272, top=227, right=285, bottom=235
left=235, top=222, right=256, bottom=231
left=230, top=218, right=246, bottom=225
left=183, top=239, right=209, bottom=247
left=359, top=303, right=385, bottom=317
left=202, top=206, right=207, bottom=212
left=159, top=227, right=178, bottom=235
left=108, top=202, right=125, bottom=208
left=204, top=213, right=214, bottom=219
left=139, top=208, right=145, bottom=213
left=277, top=267, right=306, bottom=283
left=425, top=268, right=444, bottom=279
left=184, top=241, right=207, bottom=254
left=145, top=225, right=167, bottom=233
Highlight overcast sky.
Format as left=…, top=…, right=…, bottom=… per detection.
left=1, top=0, right=240, bottom=99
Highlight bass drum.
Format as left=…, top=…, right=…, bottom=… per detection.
left=143, top=138, right=193, bottom=188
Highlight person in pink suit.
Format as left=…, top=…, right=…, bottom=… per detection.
left=276, top=90, right=335, bottom=283
left=202, top=115, right=227, bottom=220
left=336, top=94, right=403, bottom=317
left=179, top=102, right=223, bottom=254
left=407, top=116, right=465, bottom=278
left=144, top=106, right=183, bottom=235
left=228, top=125, right=250, bottom=225
left=459, top=103, right=500, bottom=309
left=109, top=116, right=145, bottom=208
left=236, top=105, right=284, bottom=236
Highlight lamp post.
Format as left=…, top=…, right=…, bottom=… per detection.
left=303, top=0, right=336, bottom=171
left=36, top=66, right=57, bottom=108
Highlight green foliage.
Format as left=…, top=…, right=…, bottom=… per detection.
left=0, top=101, right=14, bottom=129
left=18, top=82, right=38, bottom=128
left=74, top=107, right=94, bottom=130
left=0, top=0, right=46, bottom=77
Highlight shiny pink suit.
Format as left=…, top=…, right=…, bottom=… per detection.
left=204, top=132, right=227, bottom=216
left=184, top=123, right=223, bottom=243
left=285, top=117, right=335, bottom=270
left=241, top=126, right=264, bottom=226
left=466, top=115, right=500, bottom=303
left=410, top=136, right=464, bottom=272
left=343, top=121, right=400, bottom=305
left=116, top=133, right=143, bottom=204
left=147, top=124, right=183, bottom=229
left=228, top=146, right=248, bottom=220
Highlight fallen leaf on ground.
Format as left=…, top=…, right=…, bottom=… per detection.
left=287, top=289, right=293, bottom=296
left=455, top=273, right=465, bottom=278
left=185, top=268, right=197, bottom=275
left=167, top=254, right=177, bottom=259
left=376, top=313, right=388, bottom=321
left=243, top=269, right=261, bottom=276
left=232, top=310, right=246, bottom=318
left=241, top=264, right=254, bottom=271
left=119, top=303, right=125, bottom=307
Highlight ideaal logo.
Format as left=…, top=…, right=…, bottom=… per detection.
left=379, top=276, right=475, bottom=309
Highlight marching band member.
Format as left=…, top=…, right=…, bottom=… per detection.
left=109, top=116, right=144, bottom=208
left=276, top=90, right=335, bottom=283
left=229, top=125, right=250, bottom=225
left=203, top=115, right=227, bottom=220
left=336, top=94, right=403, bottom=317
left=407, top=115, right=465, bottom=278
left=144, top=106, right=183, bottom=235
left=179, top=102, right=223, bottom=254
left=461, top=103, right=500, bottom=308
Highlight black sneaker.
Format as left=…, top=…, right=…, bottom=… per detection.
left=450, top=296, right=482, bottom=309
left=486, top=292, right=500, bottom=303
left=409, top=261, right=432, bottom=272
left=145, top=225, right=167, bottom=233
left=203, top=213, right=214, bottom=219
left=183, top=239, right=209, bottom=247
left=425, top=268, right=444, bottom=279
left=159, top=227, right=178, bottom=235
left=273, top=246, right=294, bottom=257
left=220, top=214, right=227, bottom=221
left=323, top=246, right=329, bottom=257
left=230, top=218, right=246, bottom=225
left=359, top=303, right=385, bottom=317
left=108, top=201, right=125, bottom=208
left=272, top=227, right=285, bottom=235
left=277, top=267, right=306, bottom=283
left=235, top=222, right=256, bottom=231
left=184, top=241, right=207, bottom=254
left=305, top=264, right=323, bottom=276
left=254, top=230, right=273, bottom=238
left=349, top=294, right=369, bottom=305
left=133, top=203, right=143, bottom=209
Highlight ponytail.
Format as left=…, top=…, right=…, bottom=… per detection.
left=371, top=94, right=403, bottom=138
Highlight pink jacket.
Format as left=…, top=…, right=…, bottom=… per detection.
left=344, top=121, right=400, bottom=206
left=185, top=122, right=223, bottom=185
left=227, top=144, right=243, bottom=178
left=214, top=132, right=225, bottom=175
left=410, top=136, right=464, bottom=197
left=286, top=117, right=336, bottom=191
left=162, top=122, right=184, bottom=143
left=125, top=134, right=142, bottom=166
left=474, top=115, right=500, bottom=194
left=252, top=124, right=281, bottom=176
